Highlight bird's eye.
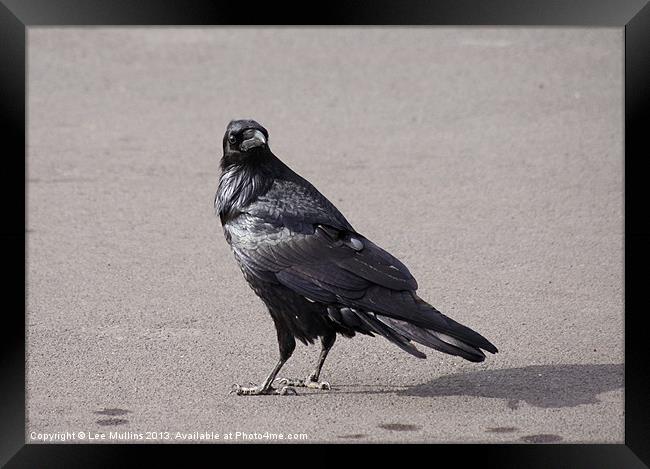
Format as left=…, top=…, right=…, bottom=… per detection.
left=228, top=134, right=236, bottom=144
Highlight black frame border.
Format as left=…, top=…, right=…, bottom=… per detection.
left=3, top=1, right=649, bottom=467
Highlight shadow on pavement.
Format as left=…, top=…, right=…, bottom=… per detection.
left=398, top=363, right=623, bottom=409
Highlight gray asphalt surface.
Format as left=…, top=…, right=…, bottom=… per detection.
left=26, top=28, right=623, bottom=443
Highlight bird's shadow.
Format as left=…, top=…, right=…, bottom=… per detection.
left=334, top=363, right=623, bottom=409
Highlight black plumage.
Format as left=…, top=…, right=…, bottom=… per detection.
left=215, top=119, right=497, bottom=395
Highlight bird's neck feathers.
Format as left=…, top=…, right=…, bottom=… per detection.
left=216, top=153, right=281, bottom=225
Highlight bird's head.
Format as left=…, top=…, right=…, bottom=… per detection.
left=221, top=119, right=270, bottom=167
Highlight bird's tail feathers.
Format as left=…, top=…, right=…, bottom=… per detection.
left=415, top=297, right=498, bottom=355
left=358, top=288, right=498, bottom=356
left=376, top=315, right=487, bottom=362
left=337, top=308, right=427, bottom=359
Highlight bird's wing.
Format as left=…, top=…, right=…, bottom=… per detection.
left=231, top=175, right=417, bottom=304
left=233, top=220, right=418, bottom=300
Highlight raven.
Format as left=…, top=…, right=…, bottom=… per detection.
left=215, top=119, right=497, bottom=396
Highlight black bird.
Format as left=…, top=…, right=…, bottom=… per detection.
left=215, top=119, right=497, bottom=395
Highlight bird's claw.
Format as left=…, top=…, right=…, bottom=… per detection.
left=229, top=383, right=298, bottom=396
left=279, top=386, right=298, bottom=396
left=277, top=377, right=331, bottom=390
left=229, top=383, right=245, bottom=395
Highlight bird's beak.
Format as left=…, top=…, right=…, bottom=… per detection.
left=240, top=129, right=267, bottom=151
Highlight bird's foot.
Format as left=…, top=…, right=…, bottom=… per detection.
left=277, top=377, right=331, bottom=390
left=229, top=383, right=298, bottom=396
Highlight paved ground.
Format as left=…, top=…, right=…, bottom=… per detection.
left=26, top=28, right=623, bottom=443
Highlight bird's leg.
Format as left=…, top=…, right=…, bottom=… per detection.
left=307, top=332, right=336, bottom=385
left=278, top=331, right=336, bottom=390
left=231, top=318, right=298, bottom=396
